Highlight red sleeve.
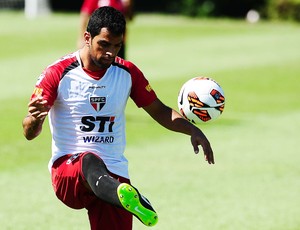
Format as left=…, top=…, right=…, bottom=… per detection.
left=30, top=55, right=78, bottom=108
left=127, top=62, right=157, bottom=108
left=31, top=67, right=60, bottom=108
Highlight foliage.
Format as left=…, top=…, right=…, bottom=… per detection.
left=46, top=0, right=300, bottom=22
left=177, top=0, right=216, bottom=17
left=267, top=0, right=300, bottom=21
left=135, top=0, right=266, bottom=18
left=176, top=0, right=266, bottom=17
left=134, top=0, right=300, bottom=22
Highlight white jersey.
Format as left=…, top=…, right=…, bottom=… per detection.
left=31, top=51, right=157, bottom=178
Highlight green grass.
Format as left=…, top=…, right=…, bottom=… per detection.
left=0, top=11, right=300, bottom=229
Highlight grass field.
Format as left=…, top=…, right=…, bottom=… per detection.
left=0, top=11, right=300, bottom=230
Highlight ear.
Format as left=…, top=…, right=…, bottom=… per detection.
left=84, top=32, right=91, bottom=45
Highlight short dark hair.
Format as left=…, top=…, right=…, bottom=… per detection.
left=87, top=6, right=126, bottom=38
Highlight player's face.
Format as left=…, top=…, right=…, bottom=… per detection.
left=87, top=28, right=123, bottom=69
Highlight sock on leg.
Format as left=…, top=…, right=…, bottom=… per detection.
left=82, top=153, right=121, bottom=207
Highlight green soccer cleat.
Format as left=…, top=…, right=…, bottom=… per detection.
left=117, top=183, right=158, bottom=227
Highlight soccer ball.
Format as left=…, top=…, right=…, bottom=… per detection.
left=178, top=77, right=225, bottom=123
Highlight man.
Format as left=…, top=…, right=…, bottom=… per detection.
left=77, top=0, right=133, bottom=59
left=22, top=6, right=214, bottom=230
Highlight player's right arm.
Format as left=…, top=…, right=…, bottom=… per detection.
left=22, top=64, right=60, bottom=140
left=22, top=96, right=49, bottom=140
left=22, top=53, right=77, bottom=140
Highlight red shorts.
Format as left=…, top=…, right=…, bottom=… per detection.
left=51, top=152, right=132, bottom=230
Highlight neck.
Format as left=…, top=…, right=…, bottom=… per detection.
left=79, top=46, right=108, bottom=72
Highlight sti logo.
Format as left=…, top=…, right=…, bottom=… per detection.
left=90, top=96, right=106, bottom=112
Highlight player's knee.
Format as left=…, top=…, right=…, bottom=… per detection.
left=82, top=152, right=108, bottom=178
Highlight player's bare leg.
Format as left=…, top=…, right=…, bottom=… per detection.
left=82, top=152, right=158, bottom=226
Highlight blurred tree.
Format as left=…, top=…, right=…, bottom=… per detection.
left=49, top=0, right=300, bottom=22
left=267, top=0, right=300, bottom=21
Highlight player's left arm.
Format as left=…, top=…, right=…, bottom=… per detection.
left=143, top=98, right=214, bottom=164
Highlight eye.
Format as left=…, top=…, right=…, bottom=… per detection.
left=99, top=41, right=110, bottom=48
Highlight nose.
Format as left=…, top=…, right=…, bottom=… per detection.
left=106, top=51, right=113, bottom=57
left=105, top=47, right=118, bottom=58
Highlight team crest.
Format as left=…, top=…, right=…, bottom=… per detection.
left=90, top=96, right=106, bottom=112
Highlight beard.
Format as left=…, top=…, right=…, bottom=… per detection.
left=92, top=57, right=111, bottom=69
left=88, top=45, right=114, bottom=70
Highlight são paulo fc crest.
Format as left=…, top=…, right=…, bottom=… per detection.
left=90, top=96, right=106, bottom=112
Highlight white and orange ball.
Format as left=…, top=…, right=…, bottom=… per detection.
left=178, top=77, right=225, bottom=123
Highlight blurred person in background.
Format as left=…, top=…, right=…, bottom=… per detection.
left=77, top=0, right=133, bottom=58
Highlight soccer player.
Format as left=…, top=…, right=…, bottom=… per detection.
left=22, top=6, right=214, bottom=230
left=77, top=0, right=133, bottom=59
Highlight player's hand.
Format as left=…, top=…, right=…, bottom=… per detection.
left=27, top=96, right=49, bottom=121
left=190, top=127, right=214, bottom=164
left=23, top=96, right=49, bottom=140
